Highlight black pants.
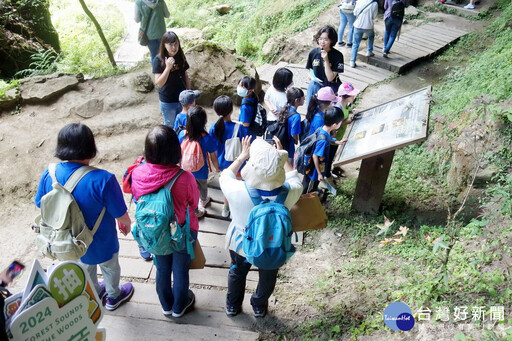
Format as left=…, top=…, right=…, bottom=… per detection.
left=226, top=250, right=279, bottom=309
left=302, top=175, right=319, bottom=194
left=325, top=145, right=338, bottom=178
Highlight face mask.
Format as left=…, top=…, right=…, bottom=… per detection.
left=237, top=86, right=249, bottom=97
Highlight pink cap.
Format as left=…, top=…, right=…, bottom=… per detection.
left=317, top=87, right=342, bottom=102
left=338, top=82, right=360, bottom=97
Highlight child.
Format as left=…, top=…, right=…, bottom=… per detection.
left=275, top=87, right=305, bottom=162
left=303, top=107, right=345, bottom=194
left=264, top=68, right=294, bottom=123
left=178, top=106, right=221, bottom=217
left=209, top=95, right=248, bottom=217
left=237, top=76, right=258, bottom=135
left=305, top=87, right=341, bottom=138
left=174, top=90, right=200, bottom=135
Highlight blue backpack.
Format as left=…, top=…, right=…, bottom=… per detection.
left=132, top=170, right=195, bottom=257
left=238, top=183, right=295, bottom=270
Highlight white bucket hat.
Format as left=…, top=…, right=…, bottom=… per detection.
left=241, top=139, right=289, bottom=191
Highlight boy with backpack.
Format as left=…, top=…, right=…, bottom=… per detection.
left=174, top=90, right=200, bottom=136
left=383, top=0, right=406, bottom=57
left=220, top=137, right=302, bottom=318
left=296, top=107, right=345, bottom=194
left=34, top=123, right=134, bottom=311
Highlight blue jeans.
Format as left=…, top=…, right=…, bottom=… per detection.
left=383, top=17, right=402, bottom=53
left=154, top=230, right=197, bottom=313
left=226, top=250, right=279, bottom=309
left=159, top=101, right=182, bottom=128
left=306, top=80, right=322, bottom=109
left=81, top=252, right=122, bottom=298
left=351, top=28, right=375, bottom=62
left=147, top=39, right=161, bottom=64
left=339, top=11, right=356, bottom=44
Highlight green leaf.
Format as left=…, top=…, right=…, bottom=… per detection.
left=331, top=325, right=341, bottom=334
left=454, top=333, right=467, bottom=341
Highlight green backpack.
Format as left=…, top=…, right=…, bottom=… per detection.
left=132, top=170, right=195, bottom=257
left=34, top=163, right=106, bottom=261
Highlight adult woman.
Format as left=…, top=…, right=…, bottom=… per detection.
left=305, top=26, right=344, bottom=106
left=35, top=123, right=134, bottom=311
left=131, top=125, right=199, bottom=318
left=338, top=0, right=357, bottom=47
left=153, top=32, right=191, bottom=128
left=220, top=137, right=302, bottom=317
left=350, top=0, right=378, bottom=68
left=134, top=0, right=170, bottom=63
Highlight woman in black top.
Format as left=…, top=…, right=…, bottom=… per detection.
left=153, top=31, right=191, bottom=128
left=305, top=26, right=344, bottom=106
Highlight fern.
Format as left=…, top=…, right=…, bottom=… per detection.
left=14, top=49, right=60, bottom=78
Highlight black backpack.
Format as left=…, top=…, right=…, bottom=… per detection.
left=265, top=118, right=291, bottom=151
left=245, top=98, right=267, bottom=137
left=293, top=130, right=328, bottom=175
left=391, top=0, right=405, bottom=20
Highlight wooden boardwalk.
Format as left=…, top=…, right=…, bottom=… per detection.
left=358, top=22, right=468, bottom=73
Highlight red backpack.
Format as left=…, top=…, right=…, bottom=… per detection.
left=122, top=155, right=145, bottom=194
left=181, top=134, right=206, bottom=173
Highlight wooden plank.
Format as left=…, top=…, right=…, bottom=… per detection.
left=338, top=74, right=370, bottom=92
left=424, top=22, right=467, bottom=37
left=200, top=217, right=230, bottom=235
left=410, top=25, right=461, bottom=41
left=389, top=38, right=435, bottom=54
left=198, top=231, right=226, bottom=248
left=343, top=64, right=388, bottom=83
left=374, top=42, right=425, bottom=59
left=101, top=313, right=259, bottom=340
left=410, top=31, right=456, bottom=46
left=118, top=256, right=153, bottom=280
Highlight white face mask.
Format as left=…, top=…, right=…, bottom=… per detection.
left=237, top=86, right=249, bottom=97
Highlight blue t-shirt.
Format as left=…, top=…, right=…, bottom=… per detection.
left=174, top=112, right=188, bottom=132
left=34, top=162, right=127, bottom=265
left=178, top=131, right=217, bottom=180
left=209, top=121, right=248, bottom=170
left=309, top=109, right=325, bottom=135
left=309, top=128, right=332, bottom=180
left=286, top=108, right=302, bottom=159
left=239, top=97, right=256, bottom=124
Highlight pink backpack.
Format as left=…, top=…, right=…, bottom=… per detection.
left=181, top=134, right=205, bottom=172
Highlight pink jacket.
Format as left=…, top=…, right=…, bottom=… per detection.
left=131, top=163, right=200, bottom=232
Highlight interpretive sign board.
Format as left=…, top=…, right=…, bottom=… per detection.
left=333, top=86, right=431, bottom=167
left=6, top=259, right=106, bottom=340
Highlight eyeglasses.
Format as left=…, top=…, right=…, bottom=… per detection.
left=318, top=37, right=330, bottom=42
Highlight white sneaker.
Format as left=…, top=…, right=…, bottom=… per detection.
left=464, top=3, right=475, bottom=8
left=199, top=196, right=211, bottom=208
left=366, top=51, right=374, bottom=57
left=221, top=205, right=230, bottom=218
left=350, top=61, right=356, bottom=68
left=195, top=206, right=206, bottom=218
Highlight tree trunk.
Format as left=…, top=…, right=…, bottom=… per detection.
left=78, top=0, right=117, bottom=68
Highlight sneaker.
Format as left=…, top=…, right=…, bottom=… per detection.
left=162, top=309, right=173, bottom=318
left=172, top=290, right=195, bottom=318
left=350, top=61, right=356, bottom=68
left=252, top=303, right=268, bottom=318
left=464, top=3, right=475, bottom=8
left=226, top=305, right=241, bottom=317
left=195, top=206, right=206, bottom=218
left=221, top=205, right=230, bottom=218
left=98, top=281, right=107, bottom=301
left=338, top=41, right=346, bottom=47
left=199, top=196, right=211, bottom=208
left=366, top=51, right=374, bottom=57
left=138, top=245, right=152, bottom=261
left=347, top=43, right=353, bottom=47
left=105, top=283, right=134, bottom=311
left=383, top=51, right=389, bottom=58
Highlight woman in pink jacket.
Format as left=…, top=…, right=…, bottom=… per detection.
left=131, top=125, right=199, bottom=318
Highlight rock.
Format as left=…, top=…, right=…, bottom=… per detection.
left=172, top=28, right=203, bottom=46
left=70, top=98, right=104, bottom=118
left=103, top=93, right=144, bottom=111
left=209, top=4, right=231, bottom=15
left=0, top=88, right=20, bottom=111
left=473, top=165, right=497, bottom=189
left=125, top=72, right=154, bottom=93
left=405, top=6, right=419, bottom=16
left=20, top=74, right=79, bottom=104
left=186, top=42, right=261, bottom=106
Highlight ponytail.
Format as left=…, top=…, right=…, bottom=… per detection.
left=214, top=117, right=225, bottom=142
left=277, top=104, right=290, bottom=124
left=213, top=95, right=233, bottom=143
left=186, top=106, right=207, bottom=141
left=307, top=95, right=330, bottom=121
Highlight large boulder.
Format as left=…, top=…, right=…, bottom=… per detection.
left=186, top=41, right=261, bottom=106
left=19, top=74, right=79, bottom=104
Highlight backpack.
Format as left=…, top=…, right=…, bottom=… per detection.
left=34, top=164, right=106, bottom=261
left=299, top=112, right=322, bottom=143
left=339, top=0, right=356, bottom=13
left=293, top=130, right=329, bottom=175
left=132, top=170, right=195, bottom=257
left=122, top=155, right=145, bottom=194
left=224, top=123, right=242, bottom=161
left=391, top=0, right=405, bottom=19
left=265, top=117, right=291, bottom=151
left=175, top=124, right=186, bottom=138
left=245, top=99, right=267, bottom=137
left=238, top=183, right=295, bottom=270
left=181, top=134, right=205, bottom=172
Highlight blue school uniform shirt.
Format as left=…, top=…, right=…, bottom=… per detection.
left=309, top=109, right=325, bottom=135
left=239, top=97, right=256, bottom=125
left=174, top=112, right=188, bottom=131
left=34, top=162, right=127, bottom=265
left=287, top=108, right=302, bottom=159
left=209, top=120, right=248, bottom=170
left=309, top=128, right=332, bottom=181
left=178, top=131, right=217, bottom=180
